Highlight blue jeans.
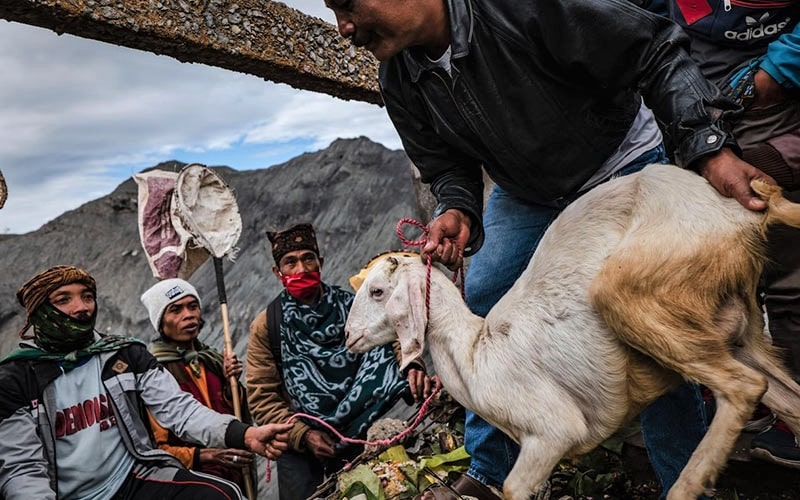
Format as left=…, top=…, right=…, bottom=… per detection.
left=640, top=382, right=709, bottom=499
left=463, top=145, right=668, bottom=489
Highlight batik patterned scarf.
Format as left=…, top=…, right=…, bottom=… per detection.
left=280, top=283, right=408, bottom=438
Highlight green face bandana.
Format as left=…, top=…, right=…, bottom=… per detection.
left=31, top=302, right=96, bottom=353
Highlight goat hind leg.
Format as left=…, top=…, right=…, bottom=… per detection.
left=600, top=317, right=762, bottom=497
left=762, top=377, right=800, bottom=438
left=502, top=435, right=572, bottom=500
left=736, top=341, right=800, bottom=435
left=666, top=361, right=766, bottom=500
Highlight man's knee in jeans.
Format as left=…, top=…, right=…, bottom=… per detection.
left=464, top=411, right=519, bottom=487
left=640, top=382, right=708, bottom=498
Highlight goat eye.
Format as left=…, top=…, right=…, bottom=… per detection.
left=369, top=287, right=383, bottom=299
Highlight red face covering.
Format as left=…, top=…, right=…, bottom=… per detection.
left=280, top=271, right=321, bottom=301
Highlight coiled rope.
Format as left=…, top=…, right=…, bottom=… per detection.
left=395, top=218, right=466, bottom=319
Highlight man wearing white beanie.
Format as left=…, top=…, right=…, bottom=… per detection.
left=141, top=278, right=201, bottom=333
left=141, top=278, right=253, bottom=492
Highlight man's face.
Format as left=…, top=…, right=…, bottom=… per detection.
left=48, top=283, right=96, bottom=321
left=273, top=249, right=322, bottom=278
left=325, top=0, right=427, bottom=61
left=161, top=296, right=202, bottom=344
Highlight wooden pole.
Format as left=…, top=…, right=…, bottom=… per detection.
left=214, top=257, right=256, bottom=500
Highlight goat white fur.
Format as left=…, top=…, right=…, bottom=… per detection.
left=345, top=165, right=800, bottom=500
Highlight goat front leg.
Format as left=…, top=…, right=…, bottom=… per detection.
left=502, top=434, right=573, bottom=500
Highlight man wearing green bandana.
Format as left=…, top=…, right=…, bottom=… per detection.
left=247, top=223, right=437, bottom=500
left=0, top=265, right=292, bottom=500
left=141, top=278, right=254, bottom=493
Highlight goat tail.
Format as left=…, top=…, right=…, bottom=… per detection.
left=752, top=179, right=800, bottom=230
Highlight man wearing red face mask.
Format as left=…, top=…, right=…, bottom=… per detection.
left=246, top=223, right=436, bottom=500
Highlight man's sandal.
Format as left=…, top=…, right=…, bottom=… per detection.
left=415, top=474, right=502, bottom=500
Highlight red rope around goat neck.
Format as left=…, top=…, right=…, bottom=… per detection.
left=264, top=381, right=443, bottom=483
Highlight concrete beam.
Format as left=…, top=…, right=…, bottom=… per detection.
left=0, top=0, right=381, bottom=104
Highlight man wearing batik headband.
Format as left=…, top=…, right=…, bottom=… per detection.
left=246, top=223, right=437, bottom=500
left=0, top=265, right=292, bottom=500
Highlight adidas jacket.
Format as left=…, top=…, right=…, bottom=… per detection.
left=665, top=0, right=800, bottom=86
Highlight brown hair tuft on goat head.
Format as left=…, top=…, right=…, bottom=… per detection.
left=387, top=256, right=400, bottom=275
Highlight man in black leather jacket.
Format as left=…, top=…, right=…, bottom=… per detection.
left=325, top=0, right=775, bottom=498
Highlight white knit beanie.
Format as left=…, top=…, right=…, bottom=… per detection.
left=140, top=278, right=201, bottom=331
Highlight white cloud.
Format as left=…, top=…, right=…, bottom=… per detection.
left=0, top=1, right=401, bottom=234
left=244, top=92, right=402, bottom=151
left=0, top=164, right=125, bottom=234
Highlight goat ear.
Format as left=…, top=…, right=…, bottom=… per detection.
left=385, top=271, right=426, bottom=372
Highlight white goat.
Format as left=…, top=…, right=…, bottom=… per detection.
left=345, top=164, right=800, bottom=500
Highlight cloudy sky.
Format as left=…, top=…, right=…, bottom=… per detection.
left=0, top=1, right=402, bottom=234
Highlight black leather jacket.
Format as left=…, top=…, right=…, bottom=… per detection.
left=379, top=0, right=740, bottom=254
